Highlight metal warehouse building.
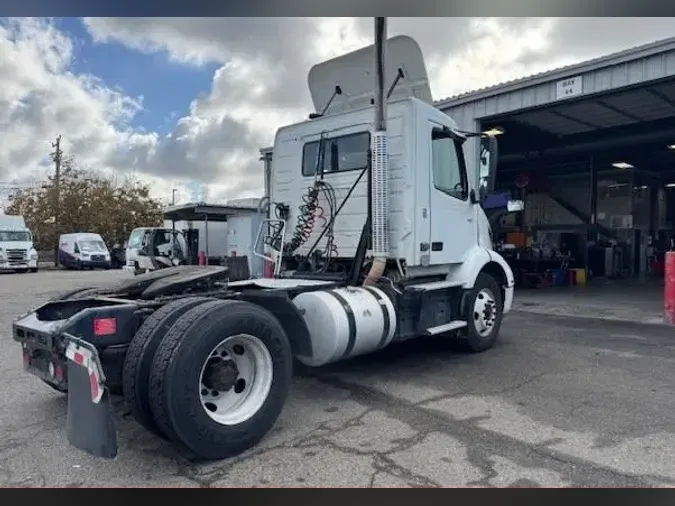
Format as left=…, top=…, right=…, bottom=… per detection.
left=261, top=35, right=675, bottom=304
left=437, top=35, right=675, bottom=288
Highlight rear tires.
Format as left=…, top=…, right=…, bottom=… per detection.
left=460, top=273, right=504, bottom=353
left=148, top=299, right=293, bottom=460
left=122, top=297, right=211, bottom=439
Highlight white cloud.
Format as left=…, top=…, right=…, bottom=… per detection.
left=3, top=17, right=675, bottom=207
left=0, top=18, right=157, bottom=184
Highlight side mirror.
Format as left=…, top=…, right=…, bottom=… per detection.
left=478, top=135, right=498, bottom=201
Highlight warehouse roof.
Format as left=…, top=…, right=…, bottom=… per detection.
left=434, top=35, right=675, bottom=110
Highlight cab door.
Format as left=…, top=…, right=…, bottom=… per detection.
left=427, top=121, right=475, bottom=265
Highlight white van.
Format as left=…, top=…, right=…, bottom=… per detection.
left=58, top=233, right=111, bottom=270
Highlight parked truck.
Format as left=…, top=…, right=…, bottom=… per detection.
left=0, top=214, right=39, bottom=273
left=12, top=22, right=518, bottom=461
left=125, top=216, right=230, bottom=274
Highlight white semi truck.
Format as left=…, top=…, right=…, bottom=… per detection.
left=0, top=214, right=39, bottom=273
left=12, top=21, right=517, bottom=461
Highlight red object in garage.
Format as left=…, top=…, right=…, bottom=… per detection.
left=664, top=252, right=675, bottom=325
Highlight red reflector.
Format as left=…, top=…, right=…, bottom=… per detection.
left=93, top=317, right=117, bottom=336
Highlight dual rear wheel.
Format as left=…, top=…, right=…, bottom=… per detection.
left=122, top=297, right=293, bottom=460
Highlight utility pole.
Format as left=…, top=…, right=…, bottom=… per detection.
left=51, top=135, right=62, bottom=267
left=172, top=188, right=178, bottom=206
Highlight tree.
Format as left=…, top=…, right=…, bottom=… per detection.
left=6, top=156, right=164, bottom=252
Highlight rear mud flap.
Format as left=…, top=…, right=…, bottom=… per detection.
left=64, top=334, right=118, bottom=459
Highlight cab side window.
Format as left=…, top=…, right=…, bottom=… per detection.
left=431, top=128, right=468, bottom=200
left=302, top=132, right=370, bottom=177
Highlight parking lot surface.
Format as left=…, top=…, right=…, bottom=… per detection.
left=1, top=269, right=675, bottom=487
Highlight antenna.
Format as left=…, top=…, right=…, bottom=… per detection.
left=309, top=85, right=343, bottom=119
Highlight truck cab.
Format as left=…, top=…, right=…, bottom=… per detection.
left=0, top=214, right=39, bottom=273
left=266, top=36, right=513, bottom=303
left=125, top=227, right=190, bottom=274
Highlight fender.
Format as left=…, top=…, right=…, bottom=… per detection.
left=445, top=245, right=514, bottom=289
left=448, top=246, right=515, bottom=316
left=487, top=250, right=515, bottom=288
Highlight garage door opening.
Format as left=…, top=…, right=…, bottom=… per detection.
left=480, top=78, right=675, bottom=320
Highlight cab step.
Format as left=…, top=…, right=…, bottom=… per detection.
left=426, top=320, right=467, bottom=335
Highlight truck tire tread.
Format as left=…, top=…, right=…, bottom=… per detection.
left=149, top=299, right=293, bottom=460
left=148, top=299, right=231, bottom=442
left=122, top=296, right=211, bottom=440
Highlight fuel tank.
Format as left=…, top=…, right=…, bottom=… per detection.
left=292, top=286, right=396, bottom=367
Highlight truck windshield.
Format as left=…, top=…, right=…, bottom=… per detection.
left=78, top=240, right=107, bottom=252
left=127, top=229, right=147, bottom=250
left=0, top=231, right=31, bottom=241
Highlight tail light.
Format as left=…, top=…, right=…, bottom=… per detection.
left=93, top=317, right=117, bottom=337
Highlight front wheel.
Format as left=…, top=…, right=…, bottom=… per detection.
left=148, top=299, right=293, bottom=460
left=460, top=273, right=504, bottom=353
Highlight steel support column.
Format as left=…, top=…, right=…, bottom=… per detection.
left=588, top=155, right=598, bottom=244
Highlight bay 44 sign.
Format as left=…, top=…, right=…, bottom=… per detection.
left=556, top=75, right=583, bottom=100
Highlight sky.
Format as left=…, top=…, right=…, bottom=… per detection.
left=1, top=17, right=675, bottom=205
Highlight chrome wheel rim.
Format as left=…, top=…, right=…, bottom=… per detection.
left=198, top=333, right=273, bottom=426
left=473, top=288, right=497, bottom=337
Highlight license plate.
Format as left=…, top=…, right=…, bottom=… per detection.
left=65, top=341, right=104, bottom=403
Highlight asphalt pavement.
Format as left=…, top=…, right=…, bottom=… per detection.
left=1, top=269, right=675, bottom=487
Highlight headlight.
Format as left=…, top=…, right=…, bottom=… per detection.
left=30, top=251, right=38, bottom=260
